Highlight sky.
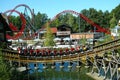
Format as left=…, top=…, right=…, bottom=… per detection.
left=0, top=0, right=120, bottom=18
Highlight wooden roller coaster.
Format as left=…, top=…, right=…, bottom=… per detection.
left=1, top=38, right=120, bottom=63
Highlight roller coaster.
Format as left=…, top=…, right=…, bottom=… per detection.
left=3, top=4, right=110, bottom=40
left=1, top=4, right=120, bottom=80
left=1, top=37, right=120, bottom=62
left=1, top=34, right=120, bottom=80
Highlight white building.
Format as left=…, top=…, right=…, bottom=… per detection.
left=111, top=20, right=120, bottom=37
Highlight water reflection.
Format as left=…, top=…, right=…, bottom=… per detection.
left=27, top=62, right=94, bottom=80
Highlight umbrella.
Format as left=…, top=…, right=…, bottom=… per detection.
left=34, top=38, right=40, bottom=41
left=18, top=39, right=24, bottom=42
left=63, top=37, right=71, bottom=41
left=54, top=37, right=61, bottom=41
left=8, top=39, right=13, bottom=41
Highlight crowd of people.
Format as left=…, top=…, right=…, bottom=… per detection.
left=17, top=45, right=91, bottom=57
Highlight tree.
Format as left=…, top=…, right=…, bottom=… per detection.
left=81, top=37, right=86, bottom=46
left=50, top=18, right=60, bottom=27
left=0, top=49, right=11, bottom=80
left=110, top=4, right=120, bottom=21
left=110, top=14, right=117, bottom=29
left=9, top=16, right=21, bottom=30
left=43, top=22, right=55, bottom=47
left=34, top=12, right=48, bottom=29
left=102, top=10, right=110, bottom=29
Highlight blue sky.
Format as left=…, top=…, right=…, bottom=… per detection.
left=0, top=0, right=120, bottom=18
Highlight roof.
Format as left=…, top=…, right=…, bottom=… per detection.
left=57, top=24, right=72, bottom=32
left=0, top=13, right=12, bottom=31
left=50, top=27, right=57, bottom=33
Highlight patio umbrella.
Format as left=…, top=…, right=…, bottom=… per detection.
left=33, top=38, right=40, bottom=41
left=18, top=39, right=24, bottom=42
left=54, top=37, right=61, bottom=41
left=8, top=39, right=13, bottom=41
left=63, top=37, right=70, bottom=41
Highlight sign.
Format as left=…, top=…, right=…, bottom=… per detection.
left=70, top=33, right=94, bottom=39
left=57, top=31, right=71, bottom=36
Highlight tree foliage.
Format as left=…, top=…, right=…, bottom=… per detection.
left=43, top=22, right=55, bottom=47
left=110, top=4, right=120, bottom=22
left=110, top=14, right=117, bottom=29
left=0, top=49, right=11, bottom=80
left=9, top=16, right=21, bottom=30
left=34, top=12, right=48, bottom=29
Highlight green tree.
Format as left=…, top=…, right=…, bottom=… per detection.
left=44, top=22, right=55, bottom=47
left=66, top=13, right=79, bottom=33
left=34, top=12, right=48, bottom=29
left=110, top=14, right=117, bottom=29
left=50, top=18, right=60, bottom=27
left=110, top=4, right=120, bottom=21
left=0, top=49, right=11, bottom=80
left=81, top=37, right=86, bottom=46
left=80, top=9, right=89, bottom=32
left=9, top=16, right=21, bottom=30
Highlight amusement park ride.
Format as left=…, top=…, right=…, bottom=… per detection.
left=1, top=4, right=120, bottom=80
left=1, top=4, right=111, bottom=40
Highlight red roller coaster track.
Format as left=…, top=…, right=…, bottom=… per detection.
left=4, top=4, right=110, bottom=39
left=26, top=10, right=110, bottom=39
left=3, top=4, right=34, bottom=39
left=51, top=10, right=110, bottom=34
left=4, top=10, right=26, bottom=39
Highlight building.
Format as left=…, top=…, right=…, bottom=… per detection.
left=56, top=24, right=72, bottom=38
left=111, top=20, right=120, bottom=38
left=0, top=13, right=12, bottom=47
left=70, top=33, right=94, bottom=40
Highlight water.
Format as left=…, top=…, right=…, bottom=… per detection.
left=26, top=62, right=94, bottom=80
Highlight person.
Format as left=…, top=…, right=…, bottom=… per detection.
left=50, top=49, right=54, bottom=56
left=24, top=47, right=28, bottom=56
left=60, top=48, right=63, bottom=55
left=70, top=47, right=75, bottom=54
left=35, top=49, right=40, bottom=56
left=65, top=48, right=69, bottom=55
left=20, top=47, right=24, bottom=55
left=42, top=49, right=46, bottom=56
left=29, top=46, right=34, bottom=56
left=48, top=49, right=51, bottom=56
left=17, top=47, right=21, bottom=54
left=53, top=48, right=57, bottom=56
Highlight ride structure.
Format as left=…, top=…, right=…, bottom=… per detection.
left=51, top=10, right=110, bottom=34
left=3, top=4, right=111, bottom=40
left=3, top=4, right=35, bottom=39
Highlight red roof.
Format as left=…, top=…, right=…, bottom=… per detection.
left=50, top=27, right=57, bottom=33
